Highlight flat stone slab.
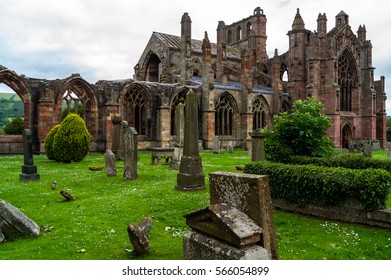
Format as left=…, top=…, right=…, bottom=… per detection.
left=0, top=199, right=40, bottom=240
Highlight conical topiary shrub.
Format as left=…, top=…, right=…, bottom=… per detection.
left=44, top=124, right=61, bottom=160
left=52, top=113, right=91, bottom=162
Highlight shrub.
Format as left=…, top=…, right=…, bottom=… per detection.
left=287, top=153, right=391, bottom=173
left=263, top=97, right=334, bottom=159
left=44, top=124, right=61, bottom=160
left=244, top=161, right=391, bottom=209
left=52, top=113, right=91, bottom=162
left=3, top=116, right=24, bottom=135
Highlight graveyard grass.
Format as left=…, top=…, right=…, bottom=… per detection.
left=0, top=150, right=390, bottom=260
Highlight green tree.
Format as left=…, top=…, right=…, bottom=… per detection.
left=3, top=116, right=24, bottom=135
left=44, top=124, right=61, bottom=160
left=386, top=117, right=391, bottom=142
left=52, top=113, right=91, bottom=162
left=264, top=97, right=334, bottom=159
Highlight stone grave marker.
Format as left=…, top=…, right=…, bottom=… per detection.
left=104, top=150, right=117, bottom=176
left=250, top=129, right=265, bottom=161
left=227, top=142, right=234, bottom=153
left=122, top=121, right=138, bottom=180
left=0, top=199, right=40, bottom=242
left=212, top=136, right=220, bottom=154
left=176, top=89, right=205, bottom=191
left=112, top=115, right=123, bottom=160
left=127, top=217, right=153, bottom=255
left=209, top=172, right=278, bottom=259
left=20, top=129, right=40, bottom=182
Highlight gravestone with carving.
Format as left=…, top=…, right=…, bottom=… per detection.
left=105, top=150, right=117, bottom=176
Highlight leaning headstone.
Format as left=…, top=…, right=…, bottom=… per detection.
left=213, top=136, right=220, bottom=154
left=251, top=129, right=265, bottom=161
left=122, top=122, right=138, bottom=180
left=20, top=129, right=40, bottom=182
left=209, top=172, right=278, bottom=259
left=0, top=199, right=40, bottom=242
left=176, top=89, right=205, bottom=191
left=104, top=150, right=117, bottom=176
left=127, top=217, right=153, bottom=255
left=349, top=138, right=372, bottom=158
left=60, top=189, right=75, bottom=201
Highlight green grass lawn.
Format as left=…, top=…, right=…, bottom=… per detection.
left=0, top=150, right=390, bottom=260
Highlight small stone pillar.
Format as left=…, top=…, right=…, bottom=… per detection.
left=122, top=121, right=138, bottom=180
left=20, top=129, right=40, bottom=182
left=251, top=129, right=265, bottom=161
left=212, top=136, right=220, bottom=154
left=176, top=89, right=205, bottom=191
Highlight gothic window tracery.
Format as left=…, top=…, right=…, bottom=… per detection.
left=215, top=93, right=234, bottom=136
left=122, top=88, right=146, bottom=135
left=338, top=50, right=357, bottom=112
left=252, top=98, right=266, bottom=130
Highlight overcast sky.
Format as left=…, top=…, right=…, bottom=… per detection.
left=0, top=0, right=390, bottom=112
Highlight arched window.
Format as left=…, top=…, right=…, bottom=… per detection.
left=122, top=88, right=146, bottom=135
left=145, top=54, right=161, bottom=82
left=215, top=93, right=234, bottom=136
left=236, top=26, right=242, bottom=42
left=338, top=50, right=357, bottom=112
left=252, top=98, right=266, bottom=130
left=246, top=22, right=252, bottom=38
left=227, top=30, right=232, bottom=44
left=62, top=90, right=84, bottom=119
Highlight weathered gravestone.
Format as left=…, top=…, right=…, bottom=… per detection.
left=176, top=89, right=205, bottom=191
left=250, top=129, right=265, bottom=161
left=104, top=150, right=117, bottom=176
left=20, top=129, right=40, bottom=182
left=170, top=104, right=185, bottom=170
left=209, top=172, right=278, bottom=259
left=227, top=142, right=234, bottom=153
left=112, top=115, right=123, bottom=160
left=349, top=138, right=372, bottom=158
left=127, top=217, right=153, bottom=255
left=212, top=136, right=220, bottom=154
left=0, top=199, right=40, bottom=242
left=387, top=143, right=391, bottom=159
left=122, top=121, right=138, bottom=180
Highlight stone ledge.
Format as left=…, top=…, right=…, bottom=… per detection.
left=273, top=199, right=391, bottom=229
left=183, top=231, right=270, bottom=260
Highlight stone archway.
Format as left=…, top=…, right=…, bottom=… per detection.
left=342, top=123, right=353, bottom=149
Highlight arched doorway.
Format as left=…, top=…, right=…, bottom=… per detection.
left=342, top=124, right=353, bottom=149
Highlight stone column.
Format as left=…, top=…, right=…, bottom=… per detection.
left=20, top=129, right=40, bottom=182
left=122, top=121, right=138, bottom=180
left=176, top=89, right=205, bottom=191
left=251, top=129, right=265, bottom=161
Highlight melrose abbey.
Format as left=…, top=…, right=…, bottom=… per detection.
left=0, top=7, right=386, bottom=153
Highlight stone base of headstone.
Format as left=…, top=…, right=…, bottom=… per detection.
left=176, top=173, right=205, bottom=191
left=183, top=231, right=270, bottom=260
left=20, top=165, right=40, bottom=182
left=0, top=199, right=40, bottom=242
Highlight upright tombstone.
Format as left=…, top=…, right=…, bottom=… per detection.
left=209, top=172, right=278, bottom=259
left=111, top=115, right=123, bottom=160
left=104, top=150, right=117, bottom=176
left=176, top=89, right=205, bottom=191
left=122, top=121, right=138, bottom=180
left=20, top=129, right=40, bottom=182
left=251, top=129, right=265, bottom=161
left=170, top=103, right=185, bottom=170
left=212, top=136, right=220, bottom=154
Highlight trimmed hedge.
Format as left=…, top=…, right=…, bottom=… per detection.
left=44, top=124, right=61, bottom=160
left=285, top=153, right=391, bottom=173
left=52, top=113, right=91, bottom=162
left=244, top=161, right=391, bottom=209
